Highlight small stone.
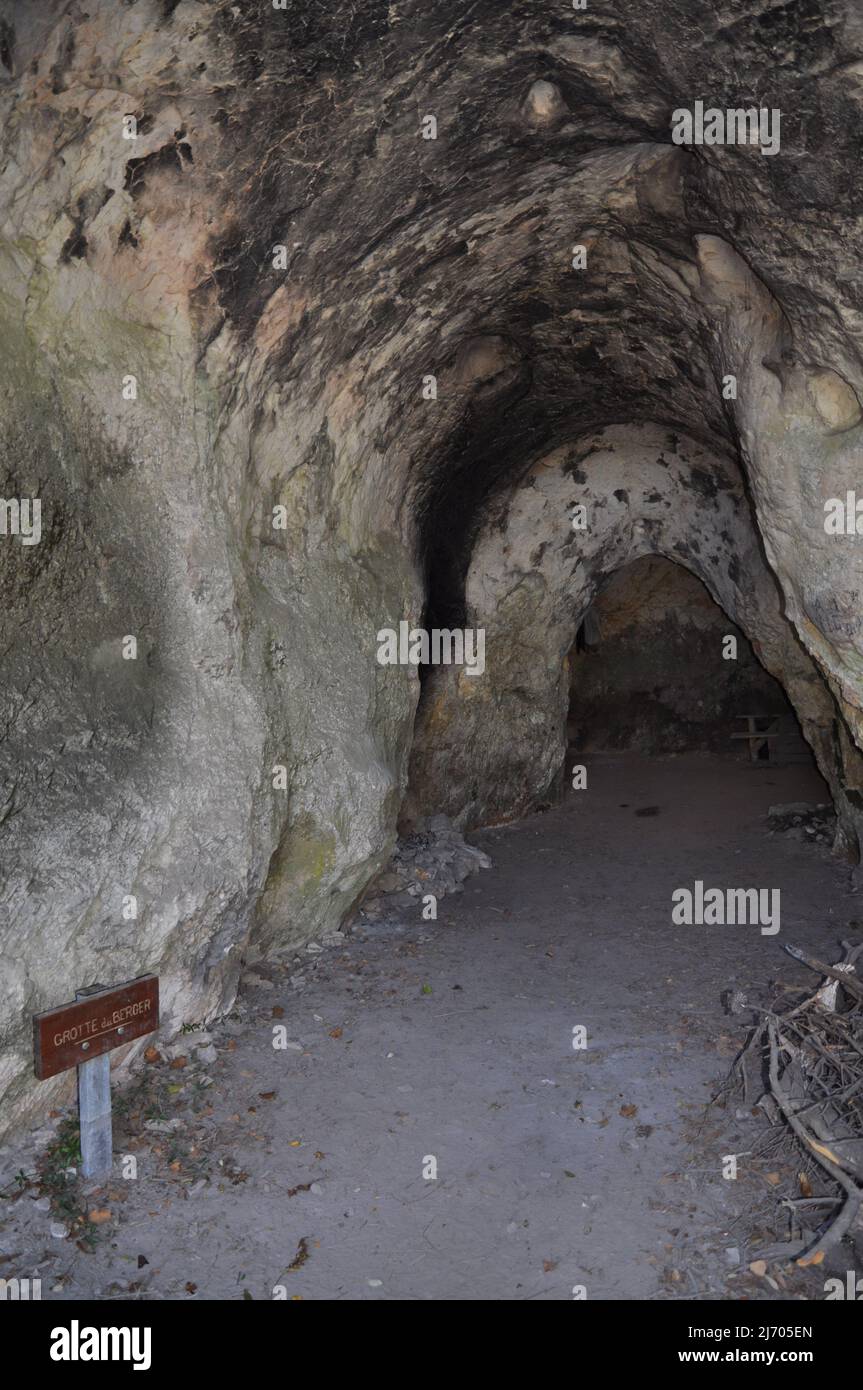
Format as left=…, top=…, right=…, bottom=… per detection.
left=244, top=971, right=274, bottom=989
left=196, top=1044, right=218, bottom=1065
left=523, top=78, right=567, bottom=127
left=50, top=1222, right=68, bottom=1240
left=173, top=1031, right=212, bottom=1053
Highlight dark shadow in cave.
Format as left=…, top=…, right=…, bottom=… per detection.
left=565, top=554, right=824, bottom=780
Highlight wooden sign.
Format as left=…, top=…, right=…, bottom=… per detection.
left=33, top=975, right=159, bottom=1081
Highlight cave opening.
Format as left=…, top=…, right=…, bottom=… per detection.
left=565, top=554, right=818, bottom=770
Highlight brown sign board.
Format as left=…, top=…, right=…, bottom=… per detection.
left=33, top=975, right=159, bottom=1081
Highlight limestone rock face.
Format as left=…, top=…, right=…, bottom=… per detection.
left=0, top=0, right=862, bottom=1137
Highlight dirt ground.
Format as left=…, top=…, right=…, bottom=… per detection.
left=2, top=754, right=861, bottom=1301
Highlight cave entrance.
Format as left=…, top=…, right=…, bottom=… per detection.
left=565, top=555, right=818, bottom=773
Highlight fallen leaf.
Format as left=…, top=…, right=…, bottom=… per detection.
left=749, top=1260, right=767, bottom=1276
left=328, top=1028, right=343, bottom=1039
left=287, top=1237, right=310, bottom=1272
left=88, top=1209, right=112, bottom=1224
left=272, top=1006, right=285, bottom=1019
left=765, top=1172, right=781, bottom=1186
left=290, top=1139, right=301, bottom=1147
left=185, top=1282, right=197, bottom=1294
left=170, top=1056, right=187, bottom=1070
left=259, top=1091, right=276, bottom=1101
left=619, top=1104, right=638, bottom=1118
left=796, top=1249, right=825, bottom=1268
left=144, top=1047, right=160, bottom=1063
left=798, top=1172, right=813, bottom=1198
left=542, top=1259, right=558, bottom=1273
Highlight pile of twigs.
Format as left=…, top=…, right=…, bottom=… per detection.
left=734, top=940, right=863, bottom=1266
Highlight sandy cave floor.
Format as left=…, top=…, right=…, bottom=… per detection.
left=2, top=754, right=861, bottom=1302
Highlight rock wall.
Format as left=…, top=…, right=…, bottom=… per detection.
left=1, top=0, right=863, bottom=1139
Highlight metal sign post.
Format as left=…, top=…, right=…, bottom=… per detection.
left=33, top=975, right=159, bottom=1181
left=75, top=986, right=114, bottom=1179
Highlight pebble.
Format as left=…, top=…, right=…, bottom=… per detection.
left=50, top=1222, right=68, bottom=1240
left=244, top=972, right=274, bottom=989
left=171, top=1031, right=212, bottom=1054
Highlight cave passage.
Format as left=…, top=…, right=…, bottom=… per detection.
left=1, top=0, right=863, bottom=1311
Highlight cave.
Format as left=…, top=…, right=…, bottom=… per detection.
left=1, top=0, right=863, bottom=1321
left=565, top=555, right=809, bottom=760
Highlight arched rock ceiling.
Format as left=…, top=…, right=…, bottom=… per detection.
left=4, top=0, right=862, bottom=591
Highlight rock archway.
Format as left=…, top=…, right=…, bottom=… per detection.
left=407, top=423, right=854, bottom=833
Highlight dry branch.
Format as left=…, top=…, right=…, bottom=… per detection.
left=730, top=940, right=863, bottom=1266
